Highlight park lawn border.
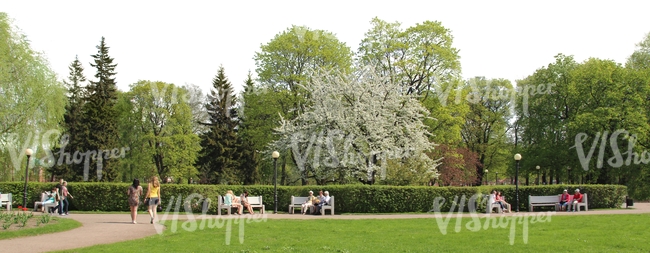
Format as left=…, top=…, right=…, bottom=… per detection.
left=0, top=217, right=82, bottom=240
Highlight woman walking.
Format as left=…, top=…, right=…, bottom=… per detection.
left=127, top=179, right=143, bottom=224
left=62, top=181, right=74, bottom=215
left=145, top=176, right=161, bottom=224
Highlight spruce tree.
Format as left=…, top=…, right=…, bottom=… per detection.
left=56, top=55, right=88, bottom=180
left=237, top=73, right=261, bottom=184
left=198, top=66, right=241, bottom=184
left=82, top=37, right=119, bottom=181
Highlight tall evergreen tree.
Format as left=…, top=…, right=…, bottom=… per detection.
left=82, top=37, right=119, bottom=181
left=198, top=66, right=241, bottom=184
left=56, top=55, right=88, bottom=180
left=238, top=73, right=262, bottom=184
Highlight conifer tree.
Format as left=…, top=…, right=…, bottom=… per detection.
left=82, top=37, right=119, bottom=181
left=237, top=73, right=261, bottom=184
left=198, top=66, right=241, bottom=184
left=57, top=56, right=88, bottom=180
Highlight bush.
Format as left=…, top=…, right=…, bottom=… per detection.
left=0, top=182, right=626, bottom=213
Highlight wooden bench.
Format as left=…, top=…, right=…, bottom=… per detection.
left=0, top=193, right=12, bottom=211
left=246, top=196, right=265, bottom=214
left=485, top=194, right=503, bottom=214
left=288, top=196, right=310, bottom=214
left=217, top=195, right=239, bottom=215
left=34, top=192, right=58, bottom=213
left=319, top=196, right=334, bottom=215
left=528, top=195, right=560, bottom=212
left=573, top=193, right=588, bottom=212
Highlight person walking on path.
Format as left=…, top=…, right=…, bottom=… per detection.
left=56, top=178, right=65, bottom=215
left=62, top=181, right=74, bottom=215
left=127, top=179, right=143, bottom=224
left=146, top=176, right=161, bottom=224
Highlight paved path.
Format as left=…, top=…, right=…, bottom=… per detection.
left=3, top=203, right=650, bottom=253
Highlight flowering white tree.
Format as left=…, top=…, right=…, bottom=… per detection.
left=273, top=65, right=439, bottom=184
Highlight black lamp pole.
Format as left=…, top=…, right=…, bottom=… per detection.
left=23, top=149, right=33, bottom=209
left=272, top=151, right=279, bottom=214
left=515, top=154, right=521, bottom=212
left=495, top=172, right=498, bottom=185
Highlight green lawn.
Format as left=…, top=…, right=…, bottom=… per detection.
left=59, top=214, right=650, bottom=252
left=0, top=217, right=82, bottom=240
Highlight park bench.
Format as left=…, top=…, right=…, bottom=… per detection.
left=0, top=193, right=12, bottom=211
left=573, top=193, right=588, bottom=212
left=217, top=195, right=239, bottom=215
left=528, top=195, right=560, bottom=212
left=319, top=196, right=335, bottom=215
left=34, top=192, right=58, bottom=213
left=246, top=196, right=265, bottom=214
left=288, top=196, right=310, bottom=214
left=485, top=194, right=505, bottom=214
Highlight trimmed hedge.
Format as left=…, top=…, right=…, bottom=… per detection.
left=0, top=183, right=626, bottom=213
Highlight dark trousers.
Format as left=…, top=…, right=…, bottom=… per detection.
left=63, top=198, right=69, bottom=214
left=58, top=199, right=64, bottom=214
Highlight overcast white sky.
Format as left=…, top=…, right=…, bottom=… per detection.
left=3, top=1, right=649, bottom=95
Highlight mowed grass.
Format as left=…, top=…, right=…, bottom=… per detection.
left=0, top=217, right=82, bottom=240
left=60, top=214, right=650, bottom=253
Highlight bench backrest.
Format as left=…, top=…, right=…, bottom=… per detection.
left=247, top=196, right=262, bottom=205
left=326, top=196, right=334, bottom=206
left=291, top=196, right=309, bottom=205
left=40, top=192, right=49, bottom=202
left=529, top=195, right=560, bottom=203
left=0, top=193, right=11, bottom=202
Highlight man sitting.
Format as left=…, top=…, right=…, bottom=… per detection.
left=570, top=189, right=583, bottom=212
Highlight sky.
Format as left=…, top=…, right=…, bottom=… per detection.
left=3, top=0, right=649, bottom=95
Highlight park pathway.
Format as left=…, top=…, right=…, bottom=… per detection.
left=2, top=203, right=650, bottom=253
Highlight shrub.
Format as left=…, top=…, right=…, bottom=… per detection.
left=0, top=182, right=626, bottom=213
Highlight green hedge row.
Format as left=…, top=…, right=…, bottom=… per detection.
left=0, top=183, right=626, bottom=213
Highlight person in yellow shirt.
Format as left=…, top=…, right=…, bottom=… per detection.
left=145, top=176, right=161, bottom=224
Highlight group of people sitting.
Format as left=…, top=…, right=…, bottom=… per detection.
left=223, top=190, right=255, bottom=215
left=559, top=188, right=584, bottom=212
left=301, top=190, right=330, bottom=215
left=490, top=190, right=511, bottom=213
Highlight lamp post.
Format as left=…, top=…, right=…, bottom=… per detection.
left=23, top=148, right=33, bottom=209
left=514, top=154, right=522, bottom=212
left=567, top=166, right=571, bottom=184
left=495, top=172, right=498, bottom=185
left=484, top=169, right=489, bottom=185
left=536, top=166, right=540, bottom=185
left=272, top=151, right=280, bottom=214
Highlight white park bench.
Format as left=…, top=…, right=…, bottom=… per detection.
left=217, top=195, right=240, bottom=215
left=0, top=193, right=12, bottom=211
left=572, top=193, right=588, bottom=212
left=288, top=196, right=310, bottom=214
left=319, top=196, right=335, bottom=215
left=34, top=192, right=59, bottom=213
left=528, top=195, right=560, bottom=212
left=246, top=196, right=265, bottom=214
left=485, top=194, right=503, bottom=214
